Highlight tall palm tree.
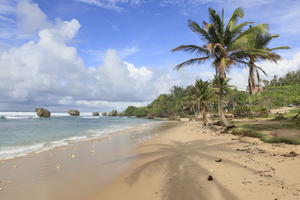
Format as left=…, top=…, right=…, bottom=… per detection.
left=171, top=7, right=267, bottom=126
left=193, top=80, right=214, bottom=125
left=245, top=33, right=290, bottom=95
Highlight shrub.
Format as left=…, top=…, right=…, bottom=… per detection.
left=233, top=106, right=252, bottom=118
left=253, top=106, right=270, bottom=117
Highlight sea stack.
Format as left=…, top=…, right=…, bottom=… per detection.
left=108, top=110, right=118, bottom=116
left=68, top=110, right=80, bottom=116
left=92, top=112, right=99, bottom=116
left=35, top=108, right=51, bottom=118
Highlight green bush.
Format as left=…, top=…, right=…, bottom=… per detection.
left=133, top=107, right=148, bottom=118
left=253, top=106, right=270, bottom=117
left=233, top=106, right=252, bottom=118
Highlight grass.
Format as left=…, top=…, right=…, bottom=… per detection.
left=268, top=108, right=300, bottom=119
left=261, top=136, right=300, bottom=145
left=231, top=119, right=300, bottom=145
left=231, top=127, right=265, bottom=138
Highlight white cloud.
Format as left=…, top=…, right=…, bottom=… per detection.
left=160, top=0, right=276, bottom=8
left=0, top=16, right=191, bottom=111
left=0, top=0, right=51, bottom=41
left=76, top=0, right=142, bottom=11
left=16, top=0, right=50, bottom=34
left=260, top=52, right=300, bottom=80
left=119, top=46, right=139, bottom=58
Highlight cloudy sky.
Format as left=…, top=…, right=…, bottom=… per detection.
left=0, top=0, right=299, bottom=112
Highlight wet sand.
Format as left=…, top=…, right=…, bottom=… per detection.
left=91, top=121, right=300, bottom=200
left=0, top=121, right=177, bottom=200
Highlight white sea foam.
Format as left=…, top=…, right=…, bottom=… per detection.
left=0, top=121, right=159, bottom=161
left=0, top=111, right=102, bottom=119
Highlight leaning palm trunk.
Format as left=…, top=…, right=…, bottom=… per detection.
left=218, top=81, right=230, bottom=126
left=248, top=59, right=256, bottom=116
left=248, top=59, right=256, bottom=95
left=202, top=104, right=209, bottom=125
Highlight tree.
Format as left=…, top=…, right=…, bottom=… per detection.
left=193, top=80, right=214, bottom=125
left=171, top=8, right=267, bottom=126
left=245, top=32, right=289, bottom=95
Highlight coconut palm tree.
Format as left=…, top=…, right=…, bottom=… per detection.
left=193, top=80, right=214, bottom=125
left=245, top=33, right=290, bottom=95
left=171, top=7, right=267, bottom=126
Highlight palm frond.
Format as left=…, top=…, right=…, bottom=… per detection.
left=188, top=20, right=212, bottom=42
left=268, top=46, right=290, bottom=51
left=171, top=45, right=209, bottom=56
left=230, top=24, right=269, bottom=50
left=225, top=7, right=244, bottom=32
left=174, top=56, right=210, bottom=71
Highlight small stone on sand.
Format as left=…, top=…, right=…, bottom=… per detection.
left=12, top=165, right=17, bottom=168
left=0, top=187, right=2, bottom=191
left=91, top=150, right=95, bottom=153
left=56, top=165, right=61, bottom=169
left=215, top=158, right=222, bottom=162
left=208, top=175, right=213, bottom=181
left=71, top=154, right=75, bottom=158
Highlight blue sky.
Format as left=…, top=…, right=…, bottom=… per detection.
left=0, top=0, right=300, bottom=111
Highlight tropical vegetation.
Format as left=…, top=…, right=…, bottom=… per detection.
left=170, top=7, right=289, bottom=126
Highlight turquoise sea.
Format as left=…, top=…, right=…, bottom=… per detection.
left=0, top=112, right=155, bottom=160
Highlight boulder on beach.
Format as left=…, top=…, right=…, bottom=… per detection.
left=92, top=112, right=99, bottom=116
left=68, top=110, right=80, bottom=116
left=35, top=108, right=51, bottom=118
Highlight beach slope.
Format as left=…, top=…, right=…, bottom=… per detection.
left=91, top=121, right=300, bottom=200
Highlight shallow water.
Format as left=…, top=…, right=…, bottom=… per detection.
left=0, top=112, right=154, bottom=160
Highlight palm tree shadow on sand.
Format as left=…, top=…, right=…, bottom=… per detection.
left=125, top=139, right=257, bottom=200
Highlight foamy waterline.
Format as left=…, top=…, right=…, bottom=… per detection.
left=0, top=111, right=102, bottom=119
left=0, top=121, right=161, bottom=161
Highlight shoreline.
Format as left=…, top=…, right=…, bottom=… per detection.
left=0, top=121, right=178, bottom=200
left=90, top=121, right=300, bottom=200
left=0, top=120, right=164, bottom=161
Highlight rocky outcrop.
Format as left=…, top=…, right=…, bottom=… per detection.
left=35, top=108, right=51, bottom=118
left=146, top=114, right=154, bottom=119
left=68, top=110, right=80, bottom=116
left=108, top=110, right=118, bottom=116
left=92, top=112, right=99, bottom=116
left=102, top=112, right=108, bottom=116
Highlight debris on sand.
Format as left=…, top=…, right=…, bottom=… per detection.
left=207, top=175, right=213, bottom=181
left=215, top=158, right=222, bottom=162
left=281, top=151, right=297, bottom=157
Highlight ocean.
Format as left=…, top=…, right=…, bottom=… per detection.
left=0, top=112, right=155, bottom=160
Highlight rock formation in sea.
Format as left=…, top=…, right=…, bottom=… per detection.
left=92, top=112, right=99, bottom=116
left=68, top=110, right=80, bottom=116
left=102, top=112, right=108, bottom=116
left=108, top=110, right=118, bottom=116
left=35, top=108, right=51, bottom=118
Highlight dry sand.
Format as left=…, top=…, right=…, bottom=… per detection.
left=90, top=121, right=300, bottom=200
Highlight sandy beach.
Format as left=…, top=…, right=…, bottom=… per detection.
left=0, top=121, right=299, bottom=200
left=91, top=121, right=300, bottom=200
left=0, top=122, right=175, bottom=200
